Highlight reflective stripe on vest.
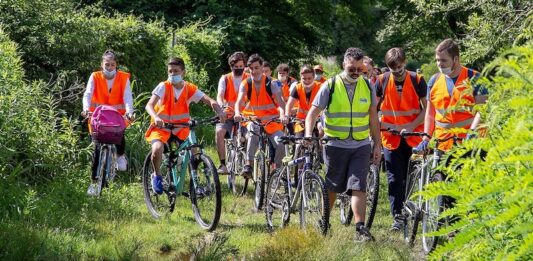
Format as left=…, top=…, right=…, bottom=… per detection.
left=324, top=75, right=371, bottom=140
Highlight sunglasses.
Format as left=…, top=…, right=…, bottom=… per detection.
left=347, top=67, right=366, bottom=73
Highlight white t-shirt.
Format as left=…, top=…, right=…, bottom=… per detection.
left=217, top=74, right=244, bottom=95
left=152, top=82, right=205, bottom=106
left=82, top=73, right=134, bottom=113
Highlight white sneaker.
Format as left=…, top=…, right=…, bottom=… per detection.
left=117, top=155, right=128, bottom=171
left=87, top=183, right=98, bottom=196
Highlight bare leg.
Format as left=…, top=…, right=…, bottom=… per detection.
left=151, top=141, right=164, bottom=176
left=215, top=127, right=227, bottom=163
left=351, top=190, right=367, bottom=224
left=328, top=191, right=337, bottom=210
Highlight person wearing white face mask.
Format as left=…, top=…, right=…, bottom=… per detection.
left=82, top=50, right=134, bottom=195
left=415, top=38, right=488, bottom=154
left=144, top=57, right=226, bottom=194
left=285, top=65, right=321, bottom=137
left=276, top=63, right=297, bottom=103
left=314, top=64, right=327, bottom=84
left=305, top=47, right=381, bottom=242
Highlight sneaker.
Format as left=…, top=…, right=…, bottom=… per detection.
left=241, top=165, right=252, bottom=179
left=87, top=183, right=98, bottom=196
left=151, top=174, right=163, bottom=195
left=117, top=155, right=128, bottom=171
left=390, top=214, right=406, bottom=232
left=355, top=226, right=375, bottom=242
left=217, top=164, right=229, bottom=175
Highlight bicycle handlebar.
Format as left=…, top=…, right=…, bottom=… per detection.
left=162, top=116, right=219, bottom=129
left=380, top=128, right=430, bottom=138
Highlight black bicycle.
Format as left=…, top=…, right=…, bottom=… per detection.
left=224, top=121, right=249, bottom=196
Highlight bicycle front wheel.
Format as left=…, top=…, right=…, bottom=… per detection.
left=403, top=160, right=423, bottom=246
left=95, top=145, right=109, bottom=196
left=339, top=192, right=353, bottom=225
left=265, top=169, right=290, bottom=232
left=365, top=164, right=380, bottom=230
left=300, top=170, right=329, bottom=235
left=253, top=153, right=267, bottom=211
left=142, top=152, right=176, bottom=219
left=189, top=154, right=222, bottom=231
left=422, top=171, right=444, bottom=254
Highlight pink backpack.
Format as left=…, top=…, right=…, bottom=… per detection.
left=90, top=105, right=126, bottom=144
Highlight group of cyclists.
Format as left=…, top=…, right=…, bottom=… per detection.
left=82, top=38, right=488, bottom=244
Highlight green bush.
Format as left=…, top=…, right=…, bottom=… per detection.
left=423, top=27, right=533, bottom=260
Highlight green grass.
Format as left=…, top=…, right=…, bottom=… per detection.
left=0, top=147, right=426, bottom=260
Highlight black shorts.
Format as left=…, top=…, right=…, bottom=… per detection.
left=323, top=144, right=371, bottom=193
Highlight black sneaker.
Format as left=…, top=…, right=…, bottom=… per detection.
left=241, top=165, right=252, bottom=179
left=390, top=214, right=406, bottom=232
left=355, top=226, right=375, bottom=242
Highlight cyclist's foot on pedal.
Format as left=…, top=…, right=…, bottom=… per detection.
left=241, top=165, right=252, bottom=178
left=390, top=214, right=406, bottom=232
left=87, top=183, right=98, bottom=196
left=355, top=225, right=375, bottom=242
left=151, top=174, right=163, bottom=195
left=217, top=164, right=228, bottom=175
left=117, top=155, right=127, bottom=171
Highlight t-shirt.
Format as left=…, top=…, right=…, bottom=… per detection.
left=152, top=82, right=205, bottom=106
left=374, top=73, right=428, bottom=99
left=238, top=76, right=281, bottom=96
left=82, top=73, right=134, bottom=113
left=290, top=83, right=313, bottom=101
left=426, top=69, right=488, bottom=100
left=312, top=76, right=377, bottom=149
left=217, top=74, right=244, bottom=95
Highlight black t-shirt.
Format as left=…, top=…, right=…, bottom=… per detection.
left=375, top=72, right=428, bottom=99
left=290, top=86, right=312, bottom=101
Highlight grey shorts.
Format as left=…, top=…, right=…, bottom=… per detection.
left=216, top=119, right=245, bottom=137
left=323, top=144, right=371, bottom=193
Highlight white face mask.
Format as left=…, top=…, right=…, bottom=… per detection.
left=304, top=82, right=315, bottom=88
left=279, top=75, right=287, bottom=82
left=341, top=71, right=358, bottom=84
left=439, top=66, right=453, bottom=76
left=103, top=68, right=116, bottom=78
left=314, top=74, right=322, bottom=80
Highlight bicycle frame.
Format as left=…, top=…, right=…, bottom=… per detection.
left=166, top=127, right=203, bottom=197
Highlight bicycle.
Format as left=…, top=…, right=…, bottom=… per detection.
left=142, top=117, right=222, bottom=231
left=264, top=136, right=329, bottom=235
left=224, top=121, right=249, bottom=196
left=338, top=142, right=381, bottom=230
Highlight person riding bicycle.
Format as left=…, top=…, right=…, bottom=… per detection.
left=305, top=47, right=381, bottom=242
left=416, top=38, right=488, bottom=153
left=145, top=57, right=226, bottom=194
left=234, top=54, right=289, bottom=177
left=82, top=50, right=134, bottom=195
left=215, top=51, right=249, bottom=175
left=375, top=47, right=428, bottom=231
left=313, top=64, right=327, bottom=85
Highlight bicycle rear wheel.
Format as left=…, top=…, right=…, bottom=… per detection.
left=403, top=160, right=423, bottom=246
left=339, top=192, right=353, bottom=225
left=142, top=151, right=176, bottom=219
left=253, top=153, right=267, bottom=211
left=189, top=154, right=222, bottom=231
left=300, top=170, right=329, bottom=235
left=365, top=164, right=380, bottom=230
left=95, top=145, right=109, bottom=196
left=265, top=169, right=290, bottom=232
left=422, top=171, right=444, bottom=254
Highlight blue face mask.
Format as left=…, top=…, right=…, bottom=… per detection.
left=168, top=74, right=183, bottom=84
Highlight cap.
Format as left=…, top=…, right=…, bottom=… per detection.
left=313, top=64, right=324, bottom=72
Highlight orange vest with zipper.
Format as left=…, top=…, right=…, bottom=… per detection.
left=89, top=70, right=129, bottom=115
left=242, top=77, right=283, bottom=135
left=430, top=66, right=477, bottom=151
left=145, top=81, right=197, bottom=142
left=379, top=72, right=424, bottom=150
left=223, top=72, right=249, bottom=117
left=295, top=82, right=320, bottom=120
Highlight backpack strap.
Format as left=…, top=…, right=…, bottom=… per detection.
left=246, top=76, right=274, bottom=101
left=326, top=76, right=336, bottom=110
left=377, top=72, right=391, bottom=110
left=246, top=77, right=253, bottom=101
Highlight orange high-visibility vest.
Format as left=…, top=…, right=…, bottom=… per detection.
left=317, top=76, right=327, bottom=85
left=430, top=66, right=477, bottom=151
left=223, top=72, right=249, bottom=118
left=145, top=81, right=198, bottom=141
left=242, top=77, right=283, bottom=135
left=281, top=77, right=297, bottom=101
left=295, top=82, right=320, bottom=120
left=89, top=70, right=129, bottom=115
left=379, top=71, right=424, bottom=150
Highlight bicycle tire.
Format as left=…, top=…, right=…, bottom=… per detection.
left=422, top=171, right=444, bottom=254
left=235, top=150, right=249, bottom=196
left=365, top=164, right=380, bottom=230
left=403, top=160, right=423, bottom=246
left=189, top=154, right=222, bottom=231
left=142, top=151, right=176, bottom=219
left=299, top=170, right=330, bottom=235
left=265, top=169, right=290, bottom=232
left=253, top=153, right=267, bottom=211
left=225, top=139, right=237, bottom=193
left=95, top=145, right=108, bottom=196
left=339, top=193, right=353, bottom=226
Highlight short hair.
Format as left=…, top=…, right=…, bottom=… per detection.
left=300, top=64, right=314, bottom=75
left=436, top=38, right=460, bottom=58
left=167, top=57, right=186, bottom=70
left=102, top=49, right=117, bottom=62
left=228, top=51, right=247, bottom=67
left=384, top=47, right=406, bottom=68
left=343, top=47, right=365, bottom=63
left=363, top=56, right=374, bottom=67
left=247, top=53, right=264, bottom=67
left=276, top=63, right=290, bottom=73
left=263, top=61, right=271, bottom=68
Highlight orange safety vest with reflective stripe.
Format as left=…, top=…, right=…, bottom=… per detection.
left=379, top=71, right=424, bottom=150
left=146, top=81, right=197, bottom=141
left=89, top=70, right=129, bottom=115
left=281, top=77, right=297, bottom=101
left=430, top=66, right=477, bottom=151
left=242, top=77, right=283, bottom=135
left=223, top=72, right=249, bottom=118
left=295, top=82, right=320, bottom=120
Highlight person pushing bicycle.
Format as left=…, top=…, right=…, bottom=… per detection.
left=144, top=57, right=226, bottom=195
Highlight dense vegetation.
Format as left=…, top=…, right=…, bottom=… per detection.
left=0, top=0, right=531, bottom=259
